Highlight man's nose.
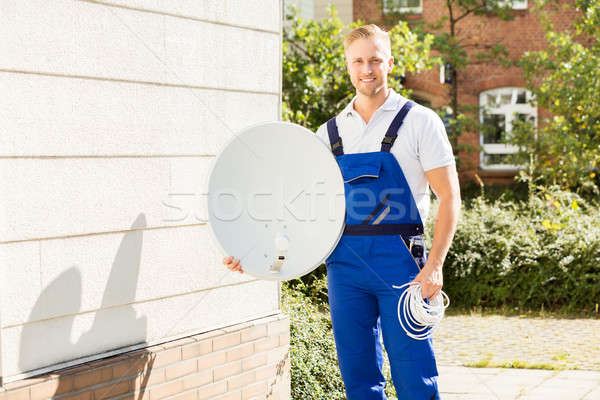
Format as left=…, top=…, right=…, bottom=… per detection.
left=362, top=62, right=373, bottom=74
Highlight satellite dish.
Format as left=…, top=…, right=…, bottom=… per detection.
left=206, top=121, right=345, bottom=281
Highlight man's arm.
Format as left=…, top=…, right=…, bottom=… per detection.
left=412, top=164, right=461, bottom=300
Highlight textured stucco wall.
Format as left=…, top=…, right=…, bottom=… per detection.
left=0, top=0, right=282, bottom=380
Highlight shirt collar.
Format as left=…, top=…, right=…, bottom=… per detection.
left=343, top=88, right=403, bottom=118
left=382, top=88, right=403, bottom=110
left=343, top=96, right=357, bottom=118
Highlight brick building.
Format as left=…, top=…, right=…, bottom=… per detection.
left=287, top=0, right=579, bottom=181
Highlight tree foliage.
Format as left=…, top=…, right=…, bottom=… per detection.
left=282, top=6, right=439, bottom=132
left=510, top=0, right=600, bottom=192
left=380, top=0, right=518, bottom=164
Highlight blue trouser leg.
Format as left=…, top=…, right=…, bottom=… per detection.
left=373, top=236, right=441, bottom=400
left=327, top=261, right=387, bottom=400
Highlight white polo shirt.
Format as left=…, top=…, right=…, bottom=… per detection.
left=315, top=89, right=455, bottom=223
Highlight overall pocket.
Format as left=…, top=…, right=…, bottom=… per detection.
left=340, top=157, right=382, bottom=183
left=340, top=158, right=384, bottom=225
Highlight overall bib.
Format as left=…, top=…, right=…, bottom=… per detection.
left=325, top=101, right=440, bottom=400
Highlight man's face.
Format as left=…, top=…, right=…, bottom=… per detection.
left=345, top=37, right=394, bottom=98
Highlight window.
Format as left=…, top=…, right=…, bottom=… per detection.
left=479, top=87, right=536, bottom=170
left=511, top=0, right=528, bottom=10
left=383, top=0, right=422, bottom=14
left=493, top=0, right=528, bottom=10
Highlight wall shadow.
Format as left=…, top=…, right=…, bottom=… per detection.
left=18, top=214, right=153, bottom=399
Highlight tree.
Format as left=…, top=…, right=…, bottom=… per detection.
left=282, top=6, right=439, bottom=132
left=376, top=0, right=520, bottom=163
left=510, top=0, right=600, bottom=193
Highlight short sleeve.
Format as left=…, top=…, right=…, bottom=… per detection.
left=416, top=108, right=456, bottom=171
left=315, top=122, right=331, bottom=150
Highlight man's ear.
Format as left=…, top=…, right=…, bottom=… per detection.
left=388, top=56, right=394, bottom=72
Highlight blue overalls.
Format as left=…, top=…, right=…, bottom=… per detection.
left=325, top=101, right=440, bottom=400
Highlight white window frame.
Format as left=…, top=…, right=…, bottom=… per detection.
left=382, top=0, right=423, bottom=14
left=494, top=0, right=528, bottom=10
left=479, top=87, right=537, bottom=171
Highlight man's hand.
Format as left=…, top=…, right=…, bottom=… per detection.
left=411, top=264, right=443, bottom=301
left=223, top=256, right=244, bottom=274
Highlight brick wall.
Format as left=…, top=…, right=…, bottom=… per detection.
left=353, top=0, right=381, bottom=22
left=0, top=315, right=290, bottom=400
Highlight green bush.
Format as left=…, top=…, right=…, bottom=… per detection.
left=441, top=186, right=600, bottom=313
left=459, top=180, right=529, bottom=203
left=285, top=264, right=328, bottom=305
left=281, top=283, right=345, bottom=400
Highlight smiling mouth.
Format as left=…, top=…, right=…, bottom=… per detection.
left=361, top=78, right=376, bottom=83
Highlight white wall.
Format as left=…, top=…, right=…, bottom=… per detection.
left=314, top=0, right=353, bottom=25
left=0, top=0, right=282, bottom=380
left=284, top=0, right=315, bottom=19
left=285, top=0, right=353, bottom=24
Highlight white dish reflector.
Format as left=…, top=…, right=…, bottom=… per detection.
left=207, top=121, right=345, bottom=281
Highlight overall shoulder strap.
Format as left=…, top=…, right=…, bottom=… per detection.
left=326, top=117, right=344, bottom=156
left=380, top=100, right=415, bottom=153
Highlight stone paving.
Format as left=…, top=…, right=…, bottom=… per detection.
left=425, top=314, right=600, bottom=399
left=437, top=366, right=600, bottom=399
left=433, top=314, right=600, bottom=371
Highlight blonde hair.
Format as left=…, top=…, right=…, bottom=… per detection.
left=344, top=24, right=391, bottom=53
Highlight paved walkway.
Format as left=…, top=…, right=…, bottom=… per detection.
left=434, top=314, right=600, bottom=370
left=430, top=314, right=600, bottom=399
left=438, top=366, right=600, bottom=399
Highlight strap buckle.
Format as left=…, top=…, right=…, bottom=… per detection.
left=332, top=139, right=343, bottom=151
left=381, top=136, right=394, bottom=145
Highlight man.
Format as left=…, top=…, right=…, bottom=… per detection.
left=225, top=24, right=460, bottom=399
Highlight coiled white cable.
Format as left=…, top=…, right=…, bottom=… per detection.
left=392, top=282, right=450, bottom=340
